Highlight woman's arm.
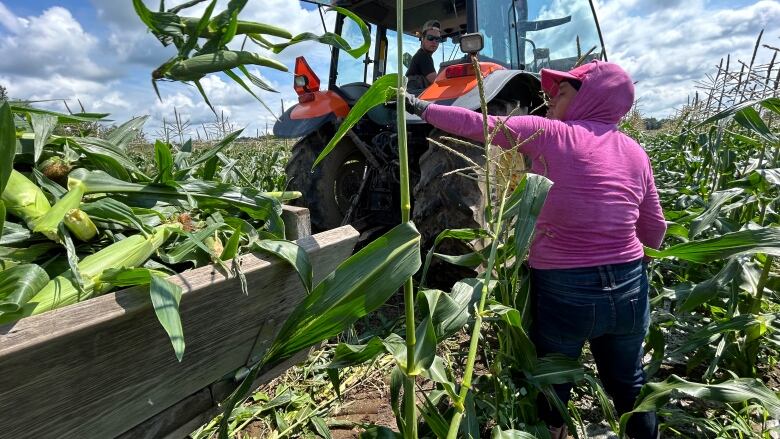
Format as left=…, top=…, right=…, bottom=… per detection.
left=636, top=162, right=667, bottom=250
left=421, top=103, right=547, bottom=153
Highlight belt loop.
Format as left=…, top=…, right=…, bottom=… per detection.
left=598, top=266, right=608, bottom=288
left=607, top=265, right=616, bottom=288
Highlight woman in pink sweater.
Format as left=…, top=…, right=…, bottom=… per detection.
left=406, top=61, right=666, bottom=438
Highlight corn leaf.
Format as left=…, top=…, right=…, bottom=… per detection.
left=252, top=239, right=312, bottom=294
left=385, top=315, right=436, bottom=375
left=154, top=140, right=175, bottom=184
left=0, top=264, right=49, bottom=313
left=620, top=374, right=780, bottom=435
left=150, top=275, right=185, bottom=361
left=669, top=313, right=774, bottom=357
left=175, top=128, right=243, bottom=177
left=327, top=337, right=387, bottom=369
left=161, top=222, right=226, bottom=264
left=734, top=106, right=778, bottom=144
left=509, top=174, right=553, bottom=261
left=81, top=197, right=152, bottom=234
left=67, top=137, right=143, bottom=180
left=99, top=267, right=171, bottom=286
left=0, top=200, right=4, bottom=239
left=10, top=105, right=108, bottom=123
left=0, top=243, right=58, bottom=263
left=180, top=0, right=216, bottom=57
left=30, top=113, right=56, bottom=164
left=220, top=222, right=420, bottom=437
left=529, top=354, right=584, bottom=386
left=677, top=257, right=741, bottom=312
left=0, top=101, right=14, bottom=193
left=418, top=391, right=449, bottom=439
left=313, top=74, right=397, bottom=169
left=422, top=356, right=457, bottom=401
left=70, top=168, right=280, bottom=221
left=689, top=188, right=744, bottom=238
left=57, top=224, right=85, bottom=295
left=760, top=97, right=780, bottom=115
left=269, top=7, right=370, bottom=58
left=220, top=225, right=241, bottom=261
left=106, top=116, right=149, bottom=152
left=645, top=227, right=780, bottom=263
left=266, top=221, right=420, bottom=362
left=31, top=168, right=66, bottom=199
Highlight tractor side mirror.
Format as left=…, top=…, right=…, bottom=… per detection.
left=459, top=33, right=484, bottom=55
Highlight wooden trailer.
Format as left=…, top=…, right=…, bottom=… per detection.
left=0, top=206, right=359, bottom=439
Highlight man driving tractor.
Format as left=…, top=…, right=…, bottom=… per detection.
left=405, top=19, right=442, bottom=92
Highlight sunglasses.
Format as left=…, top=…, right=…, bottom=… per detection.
left=425, top=35, right=442, bottom=42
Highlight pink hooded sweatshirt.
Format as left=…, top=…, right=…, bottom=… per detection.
left=421, top=60, right=666, bottom=269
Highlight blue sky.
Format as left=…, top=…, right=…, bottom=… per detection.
left=1, top=0, right=778, bottom=138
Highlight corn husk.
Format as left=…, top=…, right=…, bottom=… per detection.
left=1, top=170, right=51, bottom=230
left=0, top=222, right=182, bottom=323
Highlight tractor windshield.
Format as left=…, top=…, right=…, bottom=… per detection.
left=477, top=0, right=603, bottom=72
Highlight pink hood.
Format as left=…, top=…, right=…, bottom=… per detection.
left=544, top=61, right=635, bottom=125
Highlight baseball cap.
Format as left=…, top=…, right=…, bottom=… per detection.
left=421, top=19, right=441, bottom=35
left=540, top=61, right=595, bottom=97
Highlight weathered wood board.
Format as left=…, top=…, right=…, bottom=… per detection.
left=0, top=224, right=358, bottom=439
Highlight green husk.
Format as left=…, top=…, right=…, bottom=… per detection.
left=33, top=181, right=86, bottom=242
left=1, top=170, right=52, bottom=230
left=0, top=223, right=182, bottom=323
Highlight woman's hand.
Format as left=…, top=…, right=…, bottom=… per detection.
left=404, top=91, right=432, bottom=117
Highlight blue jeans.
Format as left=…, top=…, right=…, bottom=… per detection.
left=531, top=259, right=658, bottom=438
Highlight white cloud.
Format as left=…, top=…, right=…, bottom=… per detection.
left=3, top=0, right=777, bottom=139
left=598, top=0, right=780, bottom=117
left=0, top=4, right=112, bottom=80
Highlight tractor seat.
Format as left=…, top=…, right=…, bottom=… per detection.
left=334, top=82, right=370, bottom=106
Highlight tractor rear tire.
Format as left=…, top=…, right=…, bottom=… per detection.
left=412, top=129, right=487, bottom=287
left=286, top=134, right=366, bottom=232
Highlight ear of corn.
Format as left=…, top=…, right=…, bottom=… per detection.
left=33, top=181, right=86, bottom=241
left=0, top=222, right=182, bottom=323
left=180, top=17, right=292, bottom=39
left=63, top=208, right=98, bottom=241
left=165, top=50, right=288, bottom=81
left=1, top=170, right=52, bottom=230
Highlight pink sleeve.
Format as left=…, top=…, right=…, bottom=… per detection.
left=636, top=161, right=666, bottom=250
left=421, top=104, right=548, bottom=154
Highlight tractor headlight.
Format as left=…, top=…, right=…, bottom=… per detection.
left=459, top=33, right=484, bottom=55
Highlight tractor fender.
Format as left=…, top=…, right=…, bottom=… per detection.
left=447, top=70, right=543, bottom=112
left=273, top=90, right=349, bottom=138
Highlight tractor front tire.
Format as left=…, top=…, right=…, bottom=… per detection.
left=412, top=129, right=487, bottom=287
left=286, top=134, right=365, bottom=232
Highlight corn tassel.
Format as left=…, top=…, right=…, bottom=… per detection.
left=63, top=208, right=98, bottom=241
left=1, top=170, right=51, bottom=230
left=0, top=223, right=182, bottom=323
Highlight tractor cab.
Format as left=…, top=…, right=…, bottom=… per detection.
left=325, top=0, right=605, bottom=94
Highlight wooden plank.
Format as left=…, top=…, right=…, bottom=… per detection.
left=0, top=225, right=358, bottom=439
left=282, top=205, right=311, bottom=240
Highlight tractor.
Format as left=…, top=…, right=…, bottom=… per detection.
left=274, top=0, right=606, bottom=258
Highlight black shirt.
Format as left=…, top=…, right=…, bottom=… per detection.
left=405, top=48, right=436, bottom=88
